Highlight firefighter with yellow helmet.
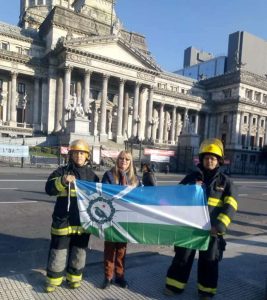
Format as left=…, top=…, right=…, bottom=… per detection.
left=165, top=138, right=238, bottom=300
left=44, top=139, right=99, bottom=293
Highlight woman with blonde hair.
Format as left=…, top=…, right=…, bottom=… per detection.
left=101, top=150, right=140, bottom=289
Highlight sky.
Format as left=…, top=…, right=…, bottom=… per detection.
left=1, top=1, right=267, bottom=72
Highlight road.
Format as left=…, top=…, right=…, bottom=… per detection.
left=0, top=167, right=266, bottom=277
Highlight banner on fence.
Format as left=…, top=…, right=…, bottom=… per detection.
left=144, top=148, right=176, bottom=157
left=0, top=144, right=29, bottom=157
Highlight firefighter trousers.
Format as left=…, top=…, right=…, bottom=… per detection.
left=104, top=241, right=127, bottom=280
left=46, top=233, right=90, bottom=286
left=166, top=236, right=224, bottom=297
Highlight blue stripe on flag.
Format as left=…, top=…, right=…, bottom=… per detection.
left=76, top=181, right=206, bottom=206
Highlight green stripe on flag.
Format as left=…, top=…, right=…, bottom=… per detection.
left=83, top=222, right=210, bottom=250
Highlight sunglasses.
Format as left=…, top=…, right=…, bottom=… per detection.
left=118, top=157, right=130, bottom=161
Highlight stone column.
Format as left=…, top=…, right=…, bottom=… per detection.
left=100, top=74, right=109, bottom=141
left=122, top=91, right=129, bottom=138
left=146, top=86, right=154, bottom=140
left=10, top=71, right=18, bottom=124
left=152, top=108, right=158, bottom=141
left=33, top=77, right=40, bottom=127
left=264, top=117, right=267, bottom=145
left=137, top=87, right=146, bottom=139
left=255, top=115, right=260, bottom=147
left=194, top=112, right=199, bottom=134
left=83, top=69, right=91, bottom=113
left=170, top=106, right=176, bottom=144
left=158, top=103, right=164, bottom=143
left=132, top=82, right=140, bottom=137
left=175, top=112, right=181, bottom=142
left=204, top=113, right=210, bottom=139
left=54, top=76, right=63, bottom=132
left=246, top=113, right=252, bottom=148
left=238, top=112, right=243, bottom=145
left=76, top=81, right=82, bottom=104
left=231, top=112, right=241, bottom=146
left=163, top=111, right=169, bottom=142
left=116, top=78, right=125, bottom=143
left=63, top=66, right=72, bottom=127
left=40, top=78, right=48, bottom=132
left=47, top=69, right=57, bottom=133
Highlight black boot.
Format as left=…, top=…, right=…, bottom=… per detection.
left=101, top=278, right=112, bottom=289
left=115, top=277, right=129, bottom=288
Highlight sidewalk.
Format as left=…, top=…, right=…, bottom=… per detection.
left=0, top=234, right=266, bottom=300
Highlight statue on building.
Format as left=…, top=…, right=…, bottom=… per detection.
left=182, top=112, right=190, bottom=134
left=112, top=18, right=122, bottom=36
left=66, top=93, right=85, bottom=119
left=74, top=102, right=85, bottom=118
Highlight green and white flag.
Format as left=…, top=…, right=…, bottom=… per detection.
left=76, top=181, right=211, bottom=250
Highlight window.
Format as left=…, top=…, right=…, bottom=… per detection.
left=38, top=0, right=44, bottom=4
left=252, top=118, right=256, bottom=126
left=244, top=115, right=247, bottom=124
left=17, top=83, right=26, bottom=94
left=223, top=115, right=228, bottom=123
left=29, top=0, right=36, bottom=6
left=263, top=94, right=267, bottom=103
left=223, top=89, right=231, bottom=98
left=0, top=79, right=2, bottom=92
left=16, top=46, right=22, bottom=54
left=181, top=89, right=185, bottom=94
left=261, top=119, right=264, bottom=127
left=254, top=92, right=261, bottom=101
left=245, top=89, right=253, bottom=100
left=1, top=42, right=8, bottom=50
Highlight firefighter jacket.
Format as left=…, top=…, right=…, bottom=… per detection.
left=45, top=162, right=99, bottom=236
left=180, top=165, right=238, bottom=234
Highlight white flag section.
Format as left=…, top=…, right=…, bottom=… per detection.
left=76, top=181, right=211, bottom=250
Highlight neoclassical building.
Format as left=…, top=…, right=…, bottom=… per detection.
left=1, top=1, right=267, bottom=171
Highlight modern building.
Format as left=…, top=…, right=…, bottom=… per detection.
left=0, top=2, right=267, bottom=173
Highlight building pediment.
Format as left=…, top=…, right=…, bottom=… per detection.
left=63, top=35, right=161, bottom=72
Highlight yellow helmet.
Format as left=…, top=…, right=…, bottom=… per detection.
left=199, top=138, right=224, bottom=158
left=69, top=139, right=90, bottom=158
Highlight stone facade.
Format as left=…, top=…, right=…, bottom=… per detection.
left=1, top=1, right=267, bottom=170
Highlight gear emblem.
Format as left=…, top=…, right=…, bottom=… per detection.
left=87, top=197, right=115, bottom=224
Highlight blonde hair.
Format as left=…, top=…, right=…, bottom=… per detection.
left=112, top=150, right=138, bottom=186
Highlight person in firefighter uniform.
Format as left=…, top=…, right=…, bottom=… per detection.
left=44, top=139, right=99, bottom=293
left=165, top=138, right=238, bottom=300
left=101, top=150, right=141, bottom=289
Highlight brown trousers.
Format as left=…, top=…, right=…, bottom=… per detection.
left=104, top=241, right=127, bottom=280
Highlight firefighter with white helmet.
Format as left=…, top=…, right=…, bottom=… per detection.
left=165, top=138, right=238, bottom=300
left=44, top=139, right=99, bottom=293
